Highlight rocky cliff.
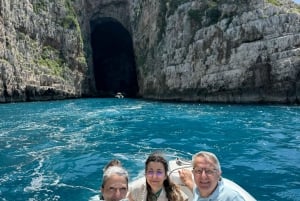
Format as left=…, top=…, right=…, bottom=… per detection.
left=132, top=0, right=300, bottom=103
left=0, top=0, right=299, bottom=103
left=0, top=0, right=89, bottom=102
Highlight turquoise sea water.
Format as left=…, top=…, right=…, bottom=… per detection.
left=0, top=98, right=299, bottom=201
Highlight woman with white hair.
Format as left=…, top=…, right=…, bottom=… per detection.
left=100, top=160, right=129, bottom=201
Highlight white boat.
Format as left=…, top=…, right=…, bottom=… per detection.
left=167, top=158, right=256, bottom=201
left=115, top=92, right=124, bottom=98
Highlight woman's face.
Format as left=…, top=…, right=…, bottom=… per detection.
left=101, top=174, right=128, bottom=201
left=145, top=161, right=167, bottom=193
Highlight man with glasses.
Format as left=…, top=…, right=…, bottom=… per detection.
left=179, top=151, right=245, bottom=201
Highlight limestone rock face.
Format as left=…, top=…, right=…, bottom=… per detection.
left=131, top=0, right=300, bottom=103
left=0, top=0, right=89, bottom=102
left=0, top=0, right=299, bottom=103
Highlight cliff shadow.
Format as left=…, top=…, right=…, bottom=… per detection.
left=90, top=17, right=139, bottom=98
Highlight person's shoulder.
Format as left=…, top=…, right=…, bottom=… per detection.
left=128, top=177, right=146, bottom=201
left=178, top=189, right=189, bottom=201
left=220, top=180, right=246, bottom=201
left=129, top=177, right=146, bottom=190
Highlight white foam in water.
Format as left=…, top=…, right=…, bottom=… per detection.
left=24, top=155, right=46, bottom=192
left=24, top=174, right=44, bottom=192
left=126, top=105, right=143, bottom=110
left=89, top=195, right=100, bottom=201
left=113, top=153, right=129, bottom=160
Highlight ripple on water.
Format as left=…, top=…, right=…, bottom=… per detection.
left=1, top=99, right=299, bottom=201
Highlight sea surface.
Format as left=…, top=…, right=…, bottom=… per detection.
left=0, top=98, right=299, bottom=201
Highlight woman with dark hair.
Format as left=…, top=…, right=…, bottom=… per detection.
left=128, top=152, right=188, bottom=201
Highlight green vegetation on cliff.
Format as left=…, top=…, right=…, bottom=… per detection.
left=36, top=46, right=64, bottom=76
left=33, top=0, right=47, bottom=13
left=267, top=0, right=282, bottom=6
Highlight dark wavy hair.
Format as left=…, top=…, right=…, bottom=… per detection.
left=145, top=152, right=185, bottom=201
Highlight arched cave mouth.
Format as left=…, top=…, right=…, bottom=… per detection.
left=90, top=17, right=139, bottom=98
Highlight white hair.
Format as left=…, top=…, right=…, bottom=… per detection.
left=192, top=151, right=222, bottom=172
left=102, top=166, right=129, bottom=187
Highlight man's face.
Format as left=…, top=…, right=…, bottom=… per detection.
left=101, top=174, right=128, bottom=201
left=192, top=156, right=221, bottom=198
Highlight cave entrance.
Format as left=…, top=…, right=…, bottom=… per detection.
left=90, top=17, right=138, bottom=98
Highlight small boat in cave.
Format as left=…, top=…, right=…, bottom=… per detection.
left=115, top=92, right=124, bottom=98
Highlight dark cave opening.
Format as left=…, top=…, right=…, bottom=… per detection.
left=90, top=18, right=139, bottom=98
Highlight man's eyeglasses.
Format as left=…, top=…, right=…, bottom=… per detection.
left=146, top=170, right=165, bottom=177
left=193, top=168, right=217, bottom=176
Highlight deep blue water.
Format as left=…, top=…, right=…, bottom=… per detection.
left=0, top=98, right=299, bottom=201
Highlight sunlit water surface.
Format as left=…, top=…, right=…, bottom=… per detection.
left=0, top=98, right=299, bottom=201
